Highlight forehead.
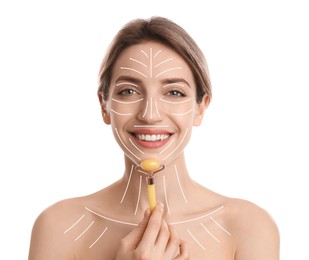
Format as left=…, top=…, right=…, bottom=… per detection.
left=112, top=41, right=194, bottom=81
left=119, top=41, right=181, bottom=61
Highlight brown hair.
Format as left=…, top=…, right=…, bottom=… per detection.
left=98, top=16, right=212, bottom=104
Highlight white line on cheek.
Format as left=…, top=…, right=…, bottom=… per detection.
left=171, top=109, right=193, bottom=116
left=134, top=125, right=170, bottom=128
left=111, top=109, right=132, bottom=116
left=162, top=128, right=189, bottom=161
left=112, top=97, right=144, bottom=104
left=150, top=48, right=152, bottom=78
left=129, top=138, right=144, bottom=154
left=150, top=97, right=153, bottom=119
left=159, top=138, right=175, bottom=154
left=142, top=100, right=149, bottom=118
left=115, top=128, right=141, bottom=161
left=159, top=98, right=193, bottom=117
left=160, top=98, right=192, bottom=104
left=110, top=98, right=142, bottom=117
left=155, top=100, right=161, bottom=117
left=141, top=98, right=162, bottom=120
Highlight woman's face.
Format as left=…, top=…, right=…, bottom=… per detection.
left=101, top=41, right=207, bottom=166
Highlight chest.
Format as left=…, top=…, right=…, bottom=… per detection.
left=65, top=214, right=235, bottom=259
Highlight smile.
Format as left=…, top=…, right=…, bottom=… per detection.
left=134, top=133, right=170, bottom=142
left=130, top=129, right=173, bottom=149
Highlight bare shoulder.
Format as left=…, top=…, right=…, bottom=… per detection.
left=225, top=198, right=280, bottom=260
left=28, top=197, right=86, bottom=260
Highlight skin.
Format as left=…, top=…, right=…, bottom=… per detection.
left=28, top=41, right=280, bottom=259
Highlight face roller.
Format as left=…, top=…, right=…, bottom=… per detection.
left=140, top=159, right=165, bottom=211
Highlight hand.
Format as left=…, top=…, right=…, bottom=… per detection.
left=115, top=203, right=189, bottom=260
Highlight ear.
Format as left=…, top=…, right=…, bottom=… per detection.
left=98, top=91, right=111, bottom=125
left=193, top=95, right=210, bottom=126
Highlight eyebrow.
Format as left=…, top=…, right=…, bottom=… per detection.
left=115, top=75, right=143, bottom=85
left=115, top=76, right=191, bottom=88
left=161, top=78, right=191, bottom=88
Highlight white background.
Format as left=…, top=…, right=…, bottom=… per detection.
left=0, top=0, right=308, bottom=259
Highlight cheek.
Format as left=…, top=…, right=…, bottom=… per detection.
left=109, top=101, right=135, bottom=125
left=165, top=100, right=196, bottom=123
left=108, top=97, right=197, bottom=126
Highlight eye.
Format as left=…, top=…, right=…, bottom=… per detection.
left=118, top=88, right=139, bottom=96
left=167, top=90, right=186, bottom=97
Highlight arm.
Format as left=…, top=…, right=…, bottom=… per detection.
left=233, top=201, right=280, bottom=260
left=28, top=205, right=74, bottom=260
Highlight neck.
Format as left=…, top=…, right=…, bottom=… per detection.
left=117, top=153, right=195, bottom=218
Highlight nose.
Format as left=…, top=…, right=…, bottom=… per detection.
left=137, top=97, right=163, bottom=123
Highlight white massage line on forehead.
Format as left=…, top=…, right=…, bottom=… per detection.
left=119, top=66, right=183, bottom=80
left=120, top=48, right=182, bottom=78
left=115, top=47, right=189, bottom=116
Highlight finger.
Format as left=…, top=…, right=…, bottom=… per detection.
left=175, top=240, right=190, bottom=260
left=154, top=220, right=170, bottom=251
left=119, top=208, right=151, bottom=250
left=138, top=202, right=164, bottom=248
left=164, top=224, right=182, bottom=258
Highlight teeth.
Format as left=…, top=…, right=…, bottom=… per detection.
left=135, top=134, right=170, bottom=142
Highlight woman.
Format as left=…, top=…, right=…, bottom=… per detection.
left=28, top=16, right=280, bottom=259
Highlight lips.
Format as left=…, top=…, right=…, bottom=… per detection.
left=130, top=130, right=172, bottom=149
left=135, top=133, right=170, bottom=142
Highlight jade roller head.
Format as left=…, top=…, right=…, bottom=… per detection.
left=140, top=159, right=164, bottom=175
